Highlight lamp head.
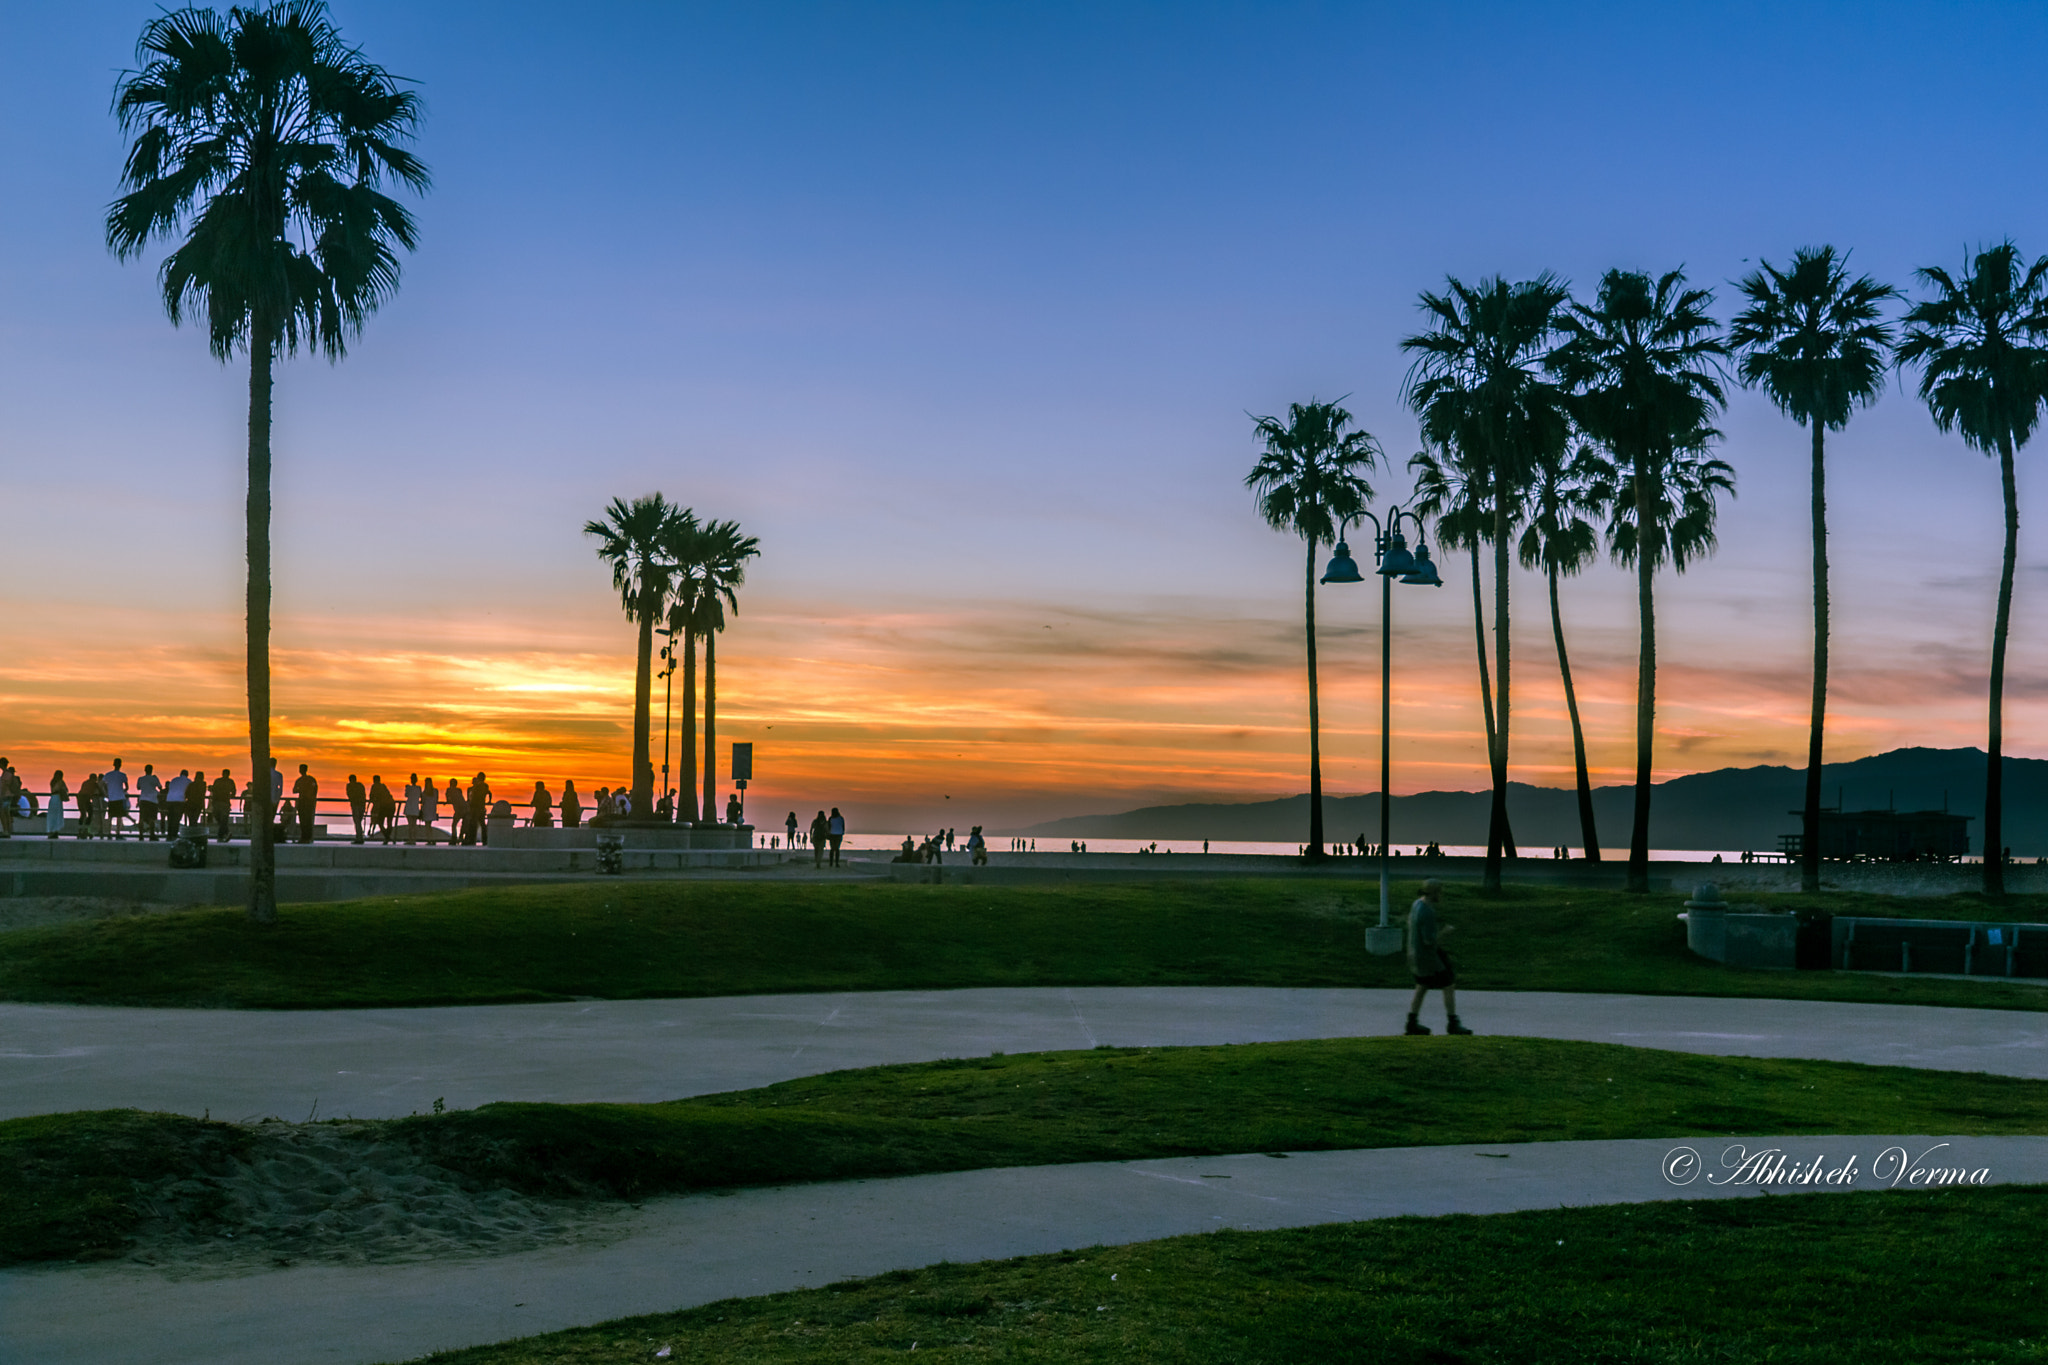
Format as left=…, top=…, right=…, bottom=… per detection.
left=1320, top=540, right=1366, bottom=584
left=1400, top=541, right=1445, bottom=587
left=1377, top=530, right=1417, bottom=578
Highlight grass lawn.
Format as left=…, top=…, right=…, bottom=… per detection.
left=10, top=1035, right=2048, bottom=1264
left=398, top=1185, right=2048, bottom=1364
left=2, top=878, right=2046, bottom=1012
left=0, top=878, right=2044, bottom=1011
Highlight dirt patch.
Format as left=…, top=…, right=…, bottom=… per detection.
left=126, top=1120, right=631, bottom=1274
left=0, top=897, right=205, bottom=931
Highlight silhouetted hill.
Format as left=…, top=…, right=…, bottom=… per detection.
left=1012, top=748, right=2048, bottom=854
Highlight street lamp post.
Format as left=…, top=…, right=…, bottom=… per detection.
left=656, top=626, right=677, bottom=823
left=1321, top=506, right=1443, bottom=954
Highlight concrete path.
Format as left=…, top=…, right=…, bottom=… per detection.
left=6, top=1133, right=2044, bottom=1365
left=5, top=987, right=2046, bottom=1123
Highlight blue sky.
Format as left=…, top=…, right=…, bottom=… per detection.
left=3, top=2, right=2046, bottom=826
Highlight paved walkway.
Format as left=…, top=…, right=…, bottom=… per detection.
left=7, top=1133, right=2046, bottom=1365
left=5, top=987, right=2046, bottom=1122
left=5, top=989, right=2046, bottom=1365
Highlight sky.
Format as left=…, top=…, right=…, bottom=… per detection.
left=3, top=1, right=2048, bottom=831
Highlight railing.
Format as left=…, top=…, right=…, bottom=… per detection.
left=2, top=788, right=755, bottom=842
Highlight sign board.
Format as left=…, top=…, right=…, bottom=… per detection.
left=731, top=742, right=754, bottom=782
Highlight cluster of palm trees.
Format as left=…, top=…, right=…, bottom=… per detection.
left=584, top=495, right=759, bottom=823
left=1255, top=243, right=2048, bottom=897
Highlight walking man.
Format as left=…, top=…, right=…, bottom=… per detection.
left=827, top=808, right=846, bottom=867
left=346, top=774, right=367, bottom=843
left=1404, top=879, right=1472, bottom=1036
left=293, top=764, right=319, bottom=844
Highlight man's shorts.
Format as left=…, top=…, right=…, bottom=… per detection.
left=1412, top=958, right=1455, bottom=989
left=108, top=800, right=129, bottom=817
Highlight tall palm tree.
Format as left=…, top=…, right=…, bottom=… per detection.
left=1408, top=441, right=1514, bottom=857
left=1897, top=242, right=2048, bottom=895
left=586, top=495, right=692, bottom=818
left=1518, top=442, right=1613, bottom=861
left=1247, top=400, right=1379, bottom=860
left=108, top=0, right=426, bottom=924
left=1731, top=247, right=1895, bottom=894
left=1403, top=275, right=1571, bottom=891
left=671, top=519, right=760, bottom=827
left=1551, top=269, right=1730, bottom=893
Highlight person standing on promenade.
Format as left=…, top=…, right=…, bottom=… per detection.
left=560, top=781, right=581, bottom=829
left=827, top=807, right=846, bottom=867
left=809, top=810, right=829, bottom=867
left=163, top=769, right=189, bottom=839
left=531, top=781, right=553, bottom=827
left=1404, top=879, right=1472, bottom=1036
left=78, top=771, right=103, bottom=838
left=137, top=763, right=163, bottom=840
left=368, top=776, right=395, bottom=842
left=442, top=777, right=463, bottom=839
left=209, top=769, right=234, bottom=841
left=184, top=767, right=205, bottom=835
left=0, top=760, right=16, bottom=838
left=420, top=777, right=440, bottom=841
left=45, top=770, right=69, bottom=838
left=785, top=811, right=798, bottom=849
left=402, top=774, right=421, bottom=843
left=293, top=765, right=319, bottom=844
left=346, top=774, right=367, bottom=843
left=102, top=760, right=130, bottom=839
left=466, top=772, right=490, bottom=846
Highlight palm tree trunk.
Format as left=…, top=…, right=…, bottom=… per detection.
left=1550, top=563, right=1600, bottom=862
left=1985, top=438, right=2018, bottom=895
left=679, top=630, right=699, bottom=823
left=1629, top=466, right=1657, bottom=894
left=246, top=319, right=277, bottom=924
left=1304, top=537, right=1325, bottom=860
left=632, top=587, right=655, bottom=816
left=702, top=629, right=719, bottom=828
left=1485, top=460, right=1512, bottom=892
left=1468, top=544, right=1514, bottom=865
left=1802, top=420, right=1828, bottom=895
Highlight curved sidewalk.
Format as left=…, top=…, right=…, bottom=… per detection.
left=5, top=987, right=2047, bottom=1122
left=6, top=1133, right=2046, bottom=1365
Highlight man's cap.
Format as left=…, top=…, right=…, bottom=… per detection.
left=1422, top=878, right=1443, bottom=895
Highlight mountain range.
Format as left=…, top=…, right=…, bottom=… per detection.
left=1013, top=748, right=2047, bottom=854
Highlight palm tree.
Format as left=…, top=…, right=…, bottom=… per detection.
left=670, top=519, right=760, bottom=827
left=586, top=495, right=692, bottom=818
left=1550, top=269, right=1730, bottom=893
left=1518, top=442, right=1613, bottom=861
left=1731, top=247, right=1896, bottom=895
left=1407, top=441, right=1514, bottom=858
left=108, top=0, right=427, bottom=924
left=1246, top=400, right=1379, bottom=859
left=1403, top=275, right=1571, bottom=890
left=1897, top=242, right=2048, bottom=895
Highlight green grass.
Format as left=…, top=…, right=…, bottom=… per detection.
left=0, top=1109, right=250, bottom=1262
left=11, top=1036, right=2047, bottom=1264
left=405, top=1037, right=2048, bottom=1201
left=0, top=878, right=2042, bottom=1011
left=398, top=1186, right=2048, bottom=1363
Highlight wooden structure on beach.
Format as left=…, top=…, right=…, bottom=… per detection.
left=1777, top=806, right=1972, bottom=863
